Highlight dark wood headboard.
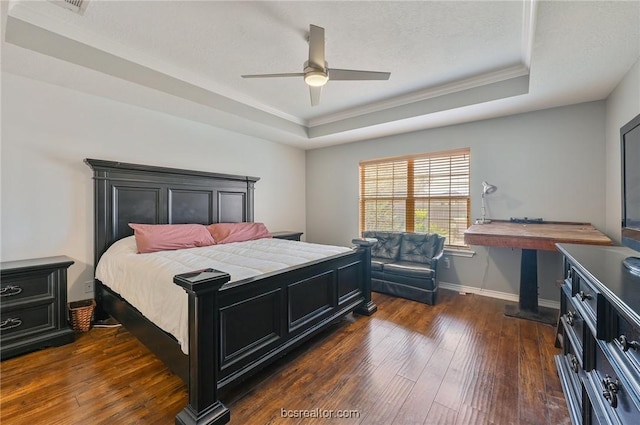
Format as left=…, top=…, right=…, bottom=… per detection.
left=85, top=159, right=259, bottom=265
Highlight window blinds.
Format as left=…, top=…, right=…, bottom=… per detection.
left=360, top=148, right=470, bottom=246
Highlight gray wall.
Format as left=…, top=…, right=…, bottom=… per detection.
left=1, top=73, right=307, bottom=301
left=2, top=56, right=637, bottom=305
left=605, top=58, right=640, bottom=241
left=306, top=102, right=608, bottom=303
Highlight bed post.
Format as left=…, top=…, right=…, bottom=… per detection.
left=351, top=238, right=377, bottom=316
left=174, top=270, right=231, bottom=425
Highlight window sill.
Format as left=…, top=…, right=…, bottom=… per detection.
left=444, top=247, right=475, bottom=258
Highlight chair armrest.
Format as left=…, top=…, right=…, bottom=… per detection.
left=429, top=239, right=445, bottom=269
left=352, top=237, right=377, bottom=248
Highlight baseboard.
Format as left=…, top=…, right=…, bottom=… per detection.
left=439, top=281, right=560, bottom=310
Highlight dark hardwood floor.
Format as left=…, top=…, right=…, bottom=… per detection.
left=0, top=290, right=569, bottom=424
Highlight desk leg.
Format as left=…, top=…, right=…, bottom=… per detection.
left=504, top=248, right=558, bottom=325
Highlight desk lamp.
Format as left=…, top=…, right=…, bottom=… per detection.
left=475, top=181, right=497, bottom=224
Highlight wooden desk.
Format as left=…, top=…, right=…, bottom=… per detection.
left=464, top=220, right=612, bottom=324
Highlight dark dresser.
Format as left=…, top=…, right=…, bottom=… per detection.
left=1, top=256, right=75, bottom=360
left=556, top=243, right=640, bottom=424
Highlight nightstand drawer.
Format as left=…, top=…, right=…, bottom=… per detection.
left=1, top=302, right=55, bottom=340
left=0, top=256, right=74, bottom=359
left=0, top=271, right=54, bottom=306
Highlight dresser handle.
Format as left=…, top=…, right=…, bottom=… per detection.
left=578, top=291, right=592, bottom=301
left=0, top=318, right=23, bottom=331
left=0, top=285, right=23, bottom=297
left=568, top=353, right=579, bottom=373
left=618, top=335, right=640, bottom=352
left=602, top=376, right=619, bottom=409
left=565, top=311, right=575, bottom=326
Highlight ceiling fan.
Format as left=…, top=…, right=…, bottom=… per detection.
left=241, top=24, right=390, bottom=106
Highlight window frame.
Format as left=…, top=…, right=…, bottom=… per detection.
left=359, top=148, right=471, bottom=248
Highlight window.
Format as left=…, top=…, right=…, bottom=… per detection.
left=359, top=148, right=470, bottom=247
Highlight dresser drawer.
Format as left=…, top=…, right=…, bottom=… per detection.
left=556, top=353, right=585, bottom=425
left=562, top=285, right=585, bottom=359
left=588, top=400, right=606, bottom=425
left=573, top=271, right=600, bottom=329
left=0, top=270, right=54, bottom=306
left=566, top=340, right=585, bottom=402
left=587, top=342, right=640, bottom=425
left=1, top=302, right=55, bottom=341
left=611, top=313, right=640, bottom=382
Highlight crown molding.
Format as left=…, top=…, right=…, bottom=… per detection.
left=4, top=0, right=539, bottom=144
left=307, top=64, right=530, bottom=128
left=308, top=0, right=536, bottom=128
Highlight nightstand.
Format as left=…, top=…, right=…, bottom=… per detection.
left=1, top=256, right=75, bottom=360
left=271, top=231, right=303, bottom=241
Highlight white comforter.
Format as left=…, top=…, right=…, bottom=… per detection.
left=95, top=236, right=352, bottom=354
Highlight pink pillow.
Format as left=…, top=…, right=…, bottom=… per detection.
left=206, top=222, right=271, bottom=244
left=129, top=223, right=215, bottom=254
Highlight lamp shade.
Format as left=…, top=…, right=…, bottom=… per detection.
left=482, top=181, right=497, bottom=195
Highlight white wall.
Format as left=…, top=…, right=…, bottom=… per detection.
left=306, top=102, right=607, bottom=303
left=605, top=58, right=640, bottom=242
left=1, top=72, right=306, bottom=301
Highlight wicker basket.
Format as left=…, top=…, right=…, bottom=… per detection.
left=69, top=299, right=96, bottom=332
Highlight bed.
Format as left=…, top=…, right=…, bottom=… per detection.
left=85, top=159, right=376, bottom=425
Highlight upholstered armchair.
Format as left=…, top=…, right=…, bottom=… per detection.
left=363, top=231, right=446, bottom=305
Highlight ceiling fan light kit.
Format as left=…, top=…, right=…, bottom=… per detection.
left=304, top=69, right=328, bottom=87
left=241, top=24, right=390, bottom=105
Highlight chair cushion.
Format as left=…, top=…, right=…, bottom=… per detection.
left=383, top=261, right=435, bottom=279
left=398, top=232, right=439, bottom=262
left=363, top=231, right=402, bottom=260
left=371, top=258, right=396, bottom=272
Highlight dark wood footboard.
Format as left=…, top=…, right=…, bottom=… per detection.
left=95, top=241, right=375, bottom=425
left=173, top=241, right=375, bottom=425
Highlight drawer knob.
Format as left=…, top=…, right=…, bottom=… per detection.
left=578, top=291, right=592, bottom=302
left=568, top=353, right=579, bottom=373
left=565, top=311, right=575, bottom=326
left=0, top=285, right=23, bottom=297
left=0, top=317, right=23, bottom=331
left=618, top=334, right=640, bottom=352
left=602, top=375, right=619, bottom=409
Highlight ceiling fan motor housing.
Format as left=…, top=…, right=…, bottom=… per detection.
left=303, top=60, right=328, bottom=86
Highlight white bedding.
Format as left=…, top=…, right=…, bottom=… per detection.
left=95, top=236, right=352, bottom=354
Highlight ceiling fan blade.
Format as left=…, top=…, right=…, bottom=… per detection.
left=310, top=86, right=322, bottom=106
left=328, top=68, right=390, bottom=81
left=241, top=25, right=390, bottom=104
left=241, top=73, right=304, bottom=79
left=308, top=24, right=325, bottom=68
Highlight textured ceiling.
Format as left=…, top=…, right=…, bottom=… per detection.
left=2, top=1, right=639, bottom=149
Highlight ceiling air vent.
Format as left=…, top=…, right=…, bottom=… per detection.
left=49, top=0, right=87, bottom=14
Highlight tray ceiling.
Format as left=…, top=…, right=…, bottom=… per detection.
left=2, top=1, right=639, bottom=149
